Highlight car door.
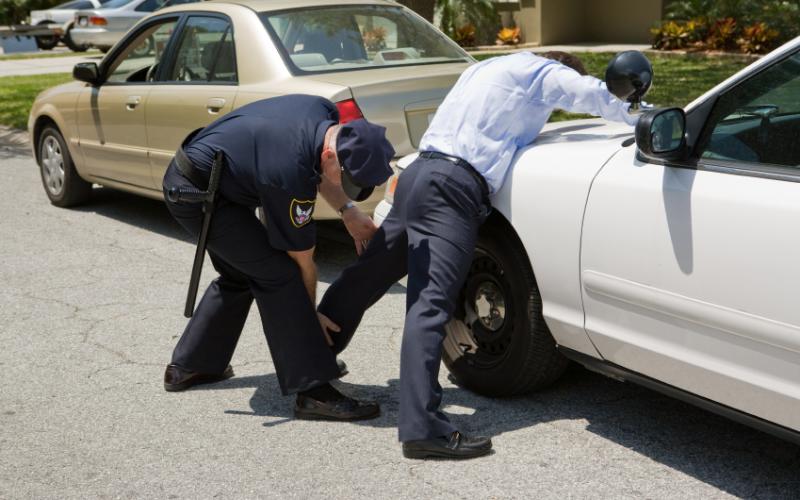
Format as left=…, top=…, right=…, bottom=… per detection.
left=75, top=16, right=178, bottom=189
left=579, top=49, right=800, bottom=431
left=144, top=14, right=238, bottom=189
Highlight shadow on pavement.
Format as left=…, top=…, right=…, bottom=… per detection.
left=197, top=364, right=800, bottom=498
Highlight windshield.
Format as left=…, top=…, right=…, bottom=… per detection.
left=100, top=0, right=134, bottom=9
left=260, top=5, right=470, bottom=74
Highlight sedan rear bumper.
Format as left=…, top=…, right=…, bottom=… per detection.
left=69, top=27, right=121, bottom=47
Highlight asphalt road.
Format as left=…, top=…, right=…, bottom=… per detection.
left=2, top=146, right=799, bottom=499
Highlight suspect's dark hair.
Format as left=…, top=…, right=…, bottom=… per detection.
left=540, top=51, right=588, bottom=76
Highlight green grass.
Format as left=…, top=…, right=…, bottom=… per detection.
left=472, top=51, right=752, bottom=122
left=0, top=73, right=72, bottom=129
left=0, top=49, right=102, bottom=61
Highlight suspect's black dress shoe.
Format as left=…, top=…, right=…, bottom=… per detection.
left=163, top=364, right=234, bottom=392
left=402, top=431, right=492, bottom=460
left=294, top=394, right=380, bottom=421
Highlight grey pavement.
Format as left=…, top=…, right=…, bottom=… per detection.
left=1, top=145, right=799, bottom=499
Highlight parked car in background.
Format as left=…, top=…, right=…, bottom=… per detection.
left=70, top=0, right=172, bottom=52
left=28, top=0, right=473, bottom=219
left=376, top=37, right=800, bottom=445
left=29, top=0, right=111, bottom=51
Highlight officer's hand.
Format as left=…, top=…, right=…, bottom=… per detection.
left=342, top=208, right=377, bottom=255
left=317, top=312, right=340, bottom=346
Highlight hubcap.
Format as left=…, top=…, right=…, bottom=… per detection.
left=445, top=249, right=513, bottom=368
left=473, top=281, right=506, bottom=331
left=41, top=135, right=65, bottom=196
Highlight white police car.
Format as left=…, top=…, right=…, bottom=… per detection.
left=376, top=37, right=800, bottom=445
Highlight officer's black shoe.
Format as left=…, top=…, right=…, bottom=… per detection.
left=163, top=364, right=234, bottom=392
left=294, top=393, right=380, bottom=421
left=402, top=431, right=493, bottom=460
left=336, top=358, right=349, bottom=378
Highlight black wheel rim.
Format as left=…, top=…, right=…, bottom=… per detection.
left=446, top=248, right=514, bottom=369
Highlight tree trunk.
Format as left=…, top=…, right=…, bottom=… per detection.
left=397, top=0, right=435, bottom=22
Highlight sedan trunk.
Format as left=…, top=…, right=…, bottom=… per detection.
left=307, top=62, right=469, bottom=156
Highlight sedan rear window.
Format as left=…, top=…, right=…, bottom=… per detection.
left=260, top=5, right=470, bottom=74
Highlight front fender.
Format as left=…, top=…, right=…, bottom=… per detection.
left=491, top=125, right=629, bottom=357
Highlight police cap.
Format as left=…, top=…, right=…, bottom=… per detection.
left=336, top=119, right=395, bottom=202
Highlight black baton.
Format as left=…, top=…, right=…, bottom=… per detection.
left=167, top=151, right=224, bottom=318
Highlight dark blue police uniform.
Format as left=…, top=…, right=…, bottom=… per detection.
left=162, top=95, right=341, bottom=395
left=318, top=154, right=490, bottom=442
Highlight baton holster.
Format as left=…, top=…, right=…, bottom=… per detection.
left=168, top=149, right=225, bottom=318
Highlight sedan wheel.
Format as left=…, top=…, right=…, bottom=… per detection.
left=38, top=126, right=92, bottom=207
left=41, top=135, right=66, bottom=197
left=443, top=218, right=569, bottom=397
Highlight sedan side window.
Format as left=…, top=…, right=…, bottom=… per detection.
left=105, top=19, right=177, bottom=84
left=700, top=51, right=800, bottom=168
left=135, top=0, right=166, bottom=12
left=164, top=16, right=237, bottom=83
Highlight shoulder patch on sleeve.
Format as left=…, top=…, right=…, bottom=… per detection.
left=290, top=198, right=315, bottom=228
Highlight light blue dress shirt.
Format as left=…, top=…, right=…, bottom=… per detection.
left=419, top=52, right=639, bottom=194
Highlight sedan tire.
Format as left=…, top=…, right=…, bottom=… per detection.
left=63, top=24, right=88, bottom=52
left=34, top=22, right=60, bottom=50
left=38, top=126, right=92, bottom=207
left=442, top=219, right=569, bottom=397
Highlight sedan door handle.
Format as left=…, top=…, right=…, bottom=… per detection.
left=126, top=95, right=142, bottom=110
left=207, top=98, right=226, bottom=113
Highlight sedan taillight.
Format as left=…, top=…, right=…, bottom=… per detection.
left=335, top=99, right=363, bottom=124
left=89, top=16, right=107, bottom=26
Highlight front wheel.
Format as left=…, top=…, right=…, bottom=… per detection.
left=38, top=126, right=92, bottom=207
left=442, top=218, right=568, bottom=397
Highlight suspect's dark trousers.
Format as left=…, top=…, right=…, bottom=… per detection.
left=163, top=162, right=340, bottom=395
left=318, top=156, right=490, bottom=442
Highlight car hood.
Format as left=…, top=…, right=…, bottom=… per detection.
left=397, top=117, right=635, bottom=171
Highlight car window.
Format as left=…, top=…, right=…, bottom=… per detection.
left=135, top=0, right=166, bottom=12
left=100, top=0, right=134, bottom=8
left=261, top=5, right=469, bottom=74
left=54, top=0, right=92, bottom=9
left=701, top=51, right=800, bottom=169
left=105, top=19, right=177, bottom=84
left=163, top=16, right=237, bottom=83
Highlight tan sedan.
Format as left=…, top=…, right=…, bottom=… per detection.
left=28, top=0, right=472, bottom=217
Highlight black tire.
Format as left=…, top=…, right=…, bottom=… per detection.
left=442, top=217, right=569, bottom=397
left=34, top=22, right=60, bottom=50
left=63, top=25, right=88, bottom=52
left=38, top=125, right=92, bottom=207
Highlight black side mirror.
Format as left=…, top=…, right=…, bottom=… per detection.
left=73, top=62, right=100, bottom=85
left=636, top=107, right=687, bottom=161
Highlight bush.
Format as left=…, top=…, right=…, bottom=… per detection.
left=1, top=0, right=63, bottom=25
left=495, top=26, right=520, bottom=46
left=436, top=0, right=499, bottom=46
left=738, top=22, right=780, bottom=54
left=452, top=23, right=476, bottom=47
left=659, top=0, right=800, bottom=52
left=707, top=17, right=739, bottom=50
left=651, top=19, right=707, bottom=50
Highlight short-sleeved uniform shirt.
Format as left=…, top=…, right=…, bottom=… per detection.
left=183, top=95, right=338, bottom=251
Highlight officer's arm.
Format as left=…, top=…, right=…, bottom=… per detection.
left=539, top=65, right=639, bottom=126
left=319, top=175, right=377, bottom=255
left=287, top=247, right=317, bottom=304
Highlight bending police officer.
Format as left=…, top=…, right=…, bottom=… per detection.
left=317, top=52, right=641, bottom=457
left=162, top=95, right=394, bottom=421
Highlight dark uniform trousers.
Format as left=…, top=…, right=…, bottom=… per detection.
left=318, top=156, right=490, bottom=442
left=163, top=162, right=340, bottom=395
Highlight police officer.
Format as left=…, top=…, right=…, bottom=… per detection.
left=162, top=94, right=394, bottom=421
left=317, top=52, right=641, bottom=457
